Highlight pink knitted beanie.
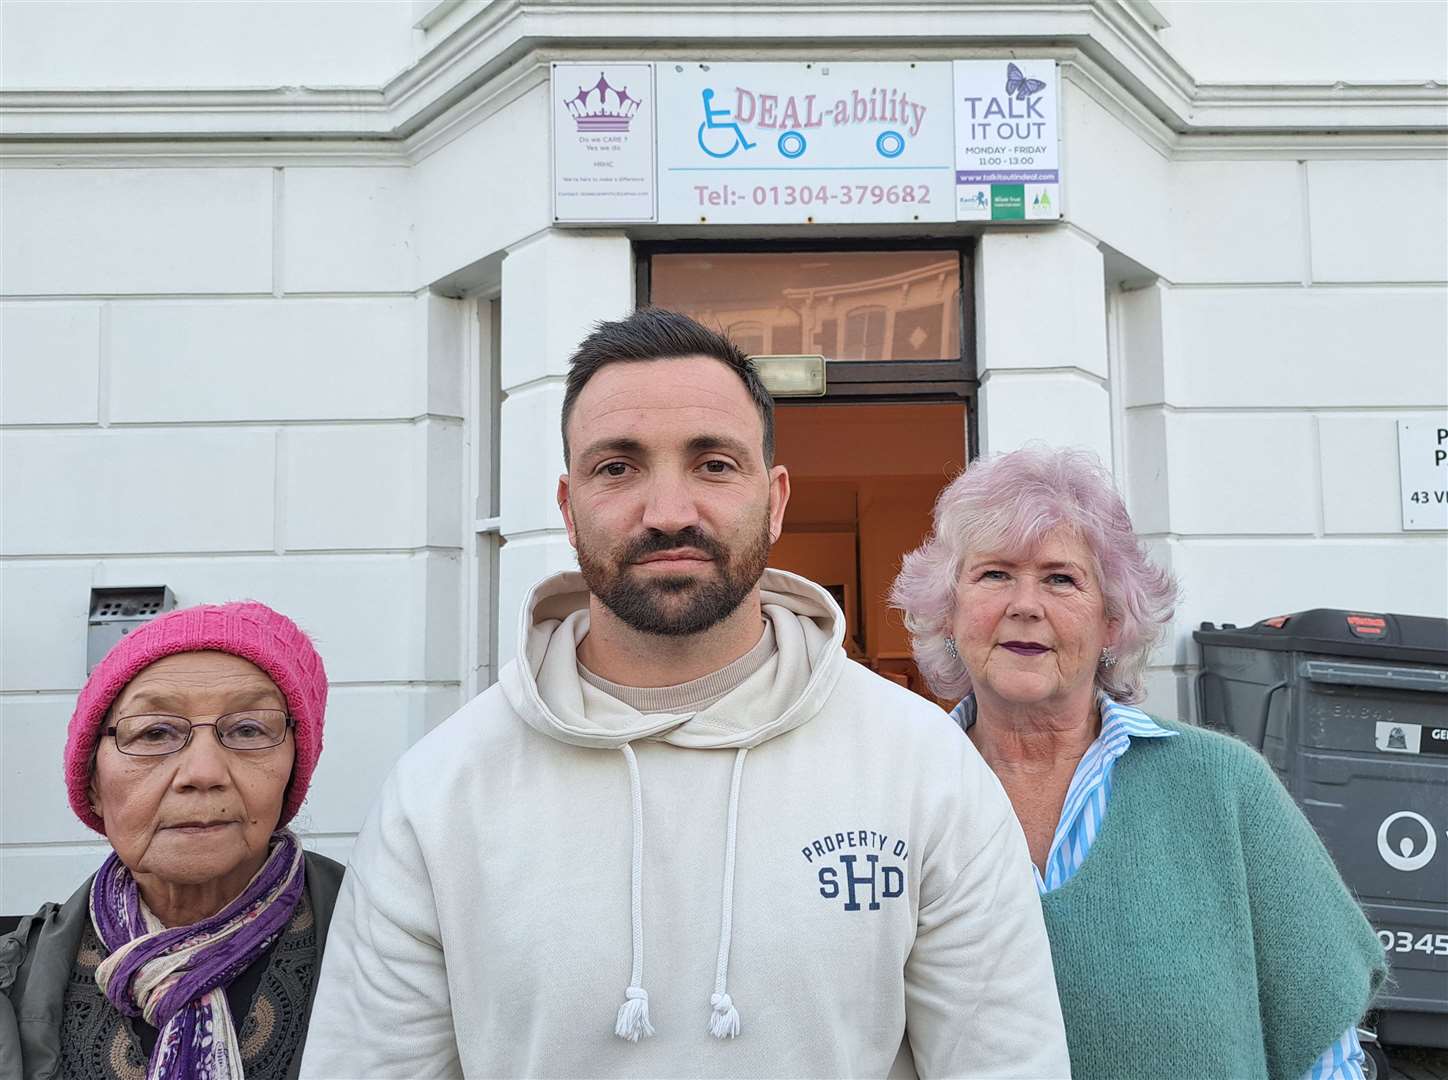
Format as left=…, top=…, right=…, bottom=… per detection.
left=65, top=601, right=328, bottom=835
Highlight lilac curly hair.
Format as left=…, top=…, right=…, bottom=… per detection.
left=889, top=445, right=1177, bottom=704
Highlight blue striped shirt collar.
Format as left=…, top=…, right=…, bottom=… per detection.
left=951, top=691, right=1176, bottom=893
left=948, top=692, right=1174, bottom=743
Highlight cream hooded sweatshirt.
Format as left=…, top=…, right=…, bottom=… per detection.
left=300, top=570, right=1070, bottom=1079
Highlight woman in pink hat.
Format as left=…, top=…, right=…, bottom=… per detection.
left=0, top=601, right=343, bottom=1080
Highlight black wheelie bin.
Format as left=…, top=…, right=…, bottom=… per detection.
left=1195, top=608, right=1448, bottom=1051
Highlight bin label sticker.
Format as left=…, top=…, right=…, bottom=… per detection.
left=1376, top=810, right=1438, bottom=872
left=1374, top=721, right=1448, bottom=756
left=1376, top=721, right=1422, bottom=753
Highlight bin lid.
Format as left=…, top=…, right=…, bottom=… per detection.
left=1194, top=608, right=1448, bottom=664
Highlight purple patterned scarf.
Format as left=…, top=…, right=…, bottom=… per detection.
left=89, top=830, right=305, bottom=1080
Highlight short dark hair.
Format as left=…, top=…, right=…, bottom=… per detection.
left=561, top=307, right=776, bottom=468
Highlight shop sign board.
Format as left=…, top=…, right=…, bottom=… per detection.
left=952, top=59, right=1061, bottom=222
left=655, top=62, right=958, bottom=225
left=551, top=63, right=656, bottom=223
left=1398, top=418, right=1448, bottom=530
left=550, top=59, right=1062, bottom=226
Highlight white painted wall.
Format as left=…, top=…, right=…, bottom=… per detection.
left=1067, top=84, right=1448, bottom=717
left=1156, top=1, right=1448, bottom=84
left=976, top=228, right=1113, bottom=466
left=0, top=1, right=418, bottom=91
left=494, top=231, right=634, bottom=667
left=2, top=1, right=1445, bottom=914
left=0, top=161, right=468, bottom=907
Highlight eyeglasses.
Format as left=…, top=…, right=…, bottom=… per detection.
left=103, top=710, right=294, bottom=757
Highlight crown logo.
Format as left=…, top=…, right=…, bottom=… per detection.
left=564, top=72, right=642, bottom=133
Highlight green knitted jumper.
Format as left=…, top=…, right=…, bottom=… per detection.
left=1039, top=721, right=1386, bottom=1080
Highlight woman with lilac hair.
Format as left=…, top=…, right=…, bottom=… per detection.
left=0, top=602, right=343, bottom=1080
left=891, top=445, right=1385, bottom=1080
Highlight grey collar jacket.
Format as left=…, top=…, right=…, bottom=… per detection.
left=0, top=849, right=344, bottom=1080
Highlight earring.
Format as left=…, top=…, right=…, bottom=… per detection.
left=1100, top=647, right=1117, bottom=669
left=944, top=637, right=960, bottom=661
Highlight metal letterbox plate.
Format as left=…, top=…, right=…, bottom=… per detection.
left=87, top=586, right=176, bottom=672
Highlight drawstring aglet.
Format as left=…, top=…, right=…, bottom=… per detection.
left=615, top=986, right=655, bottom=1042
left=708, top=991, right=741, bottom=1039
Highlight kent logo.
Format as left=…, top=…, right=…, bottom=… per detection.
left=801, top=829, right=908, bottom=911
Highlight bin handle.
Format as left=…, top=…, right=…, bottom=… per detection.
left=1193, top=669, right=1213, bottom=727
left=1254, top=681, right=1288, bottom=752
left=1192, top=672, right=1285, bottom=751
left=1297, top=660, right=1448, bottom=693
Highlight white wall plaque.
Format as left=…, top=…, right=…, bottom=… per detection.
left=655, top=61, right=957, bottom=225
left=1398, top=417, right=1448, bottom=530
left=551, top=63, right=656, bottom=223
left=953, top=59, right=1061, bottom=222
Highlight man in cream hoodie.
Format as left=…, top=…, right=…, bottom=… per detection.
left=301, top=309, right=1069, bottom=1078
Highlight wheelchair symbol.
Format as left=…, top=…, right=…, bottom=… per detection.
left=697, top=89, right=757, bottom=159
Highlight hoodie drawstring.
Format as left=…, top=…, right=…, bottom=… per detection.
left=708, top=747, right=749, bottom=1039
left=613, top=742, right=752, bottom=1043
left=614, top=743, right=655, bottom=1042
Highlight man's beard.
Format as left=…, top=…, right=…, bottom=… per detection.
left=576, top=517, right=772, bottom=637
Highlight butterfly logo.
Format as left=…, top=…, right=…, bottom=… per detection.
left=1005, top=62, right=1047, bottom=101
